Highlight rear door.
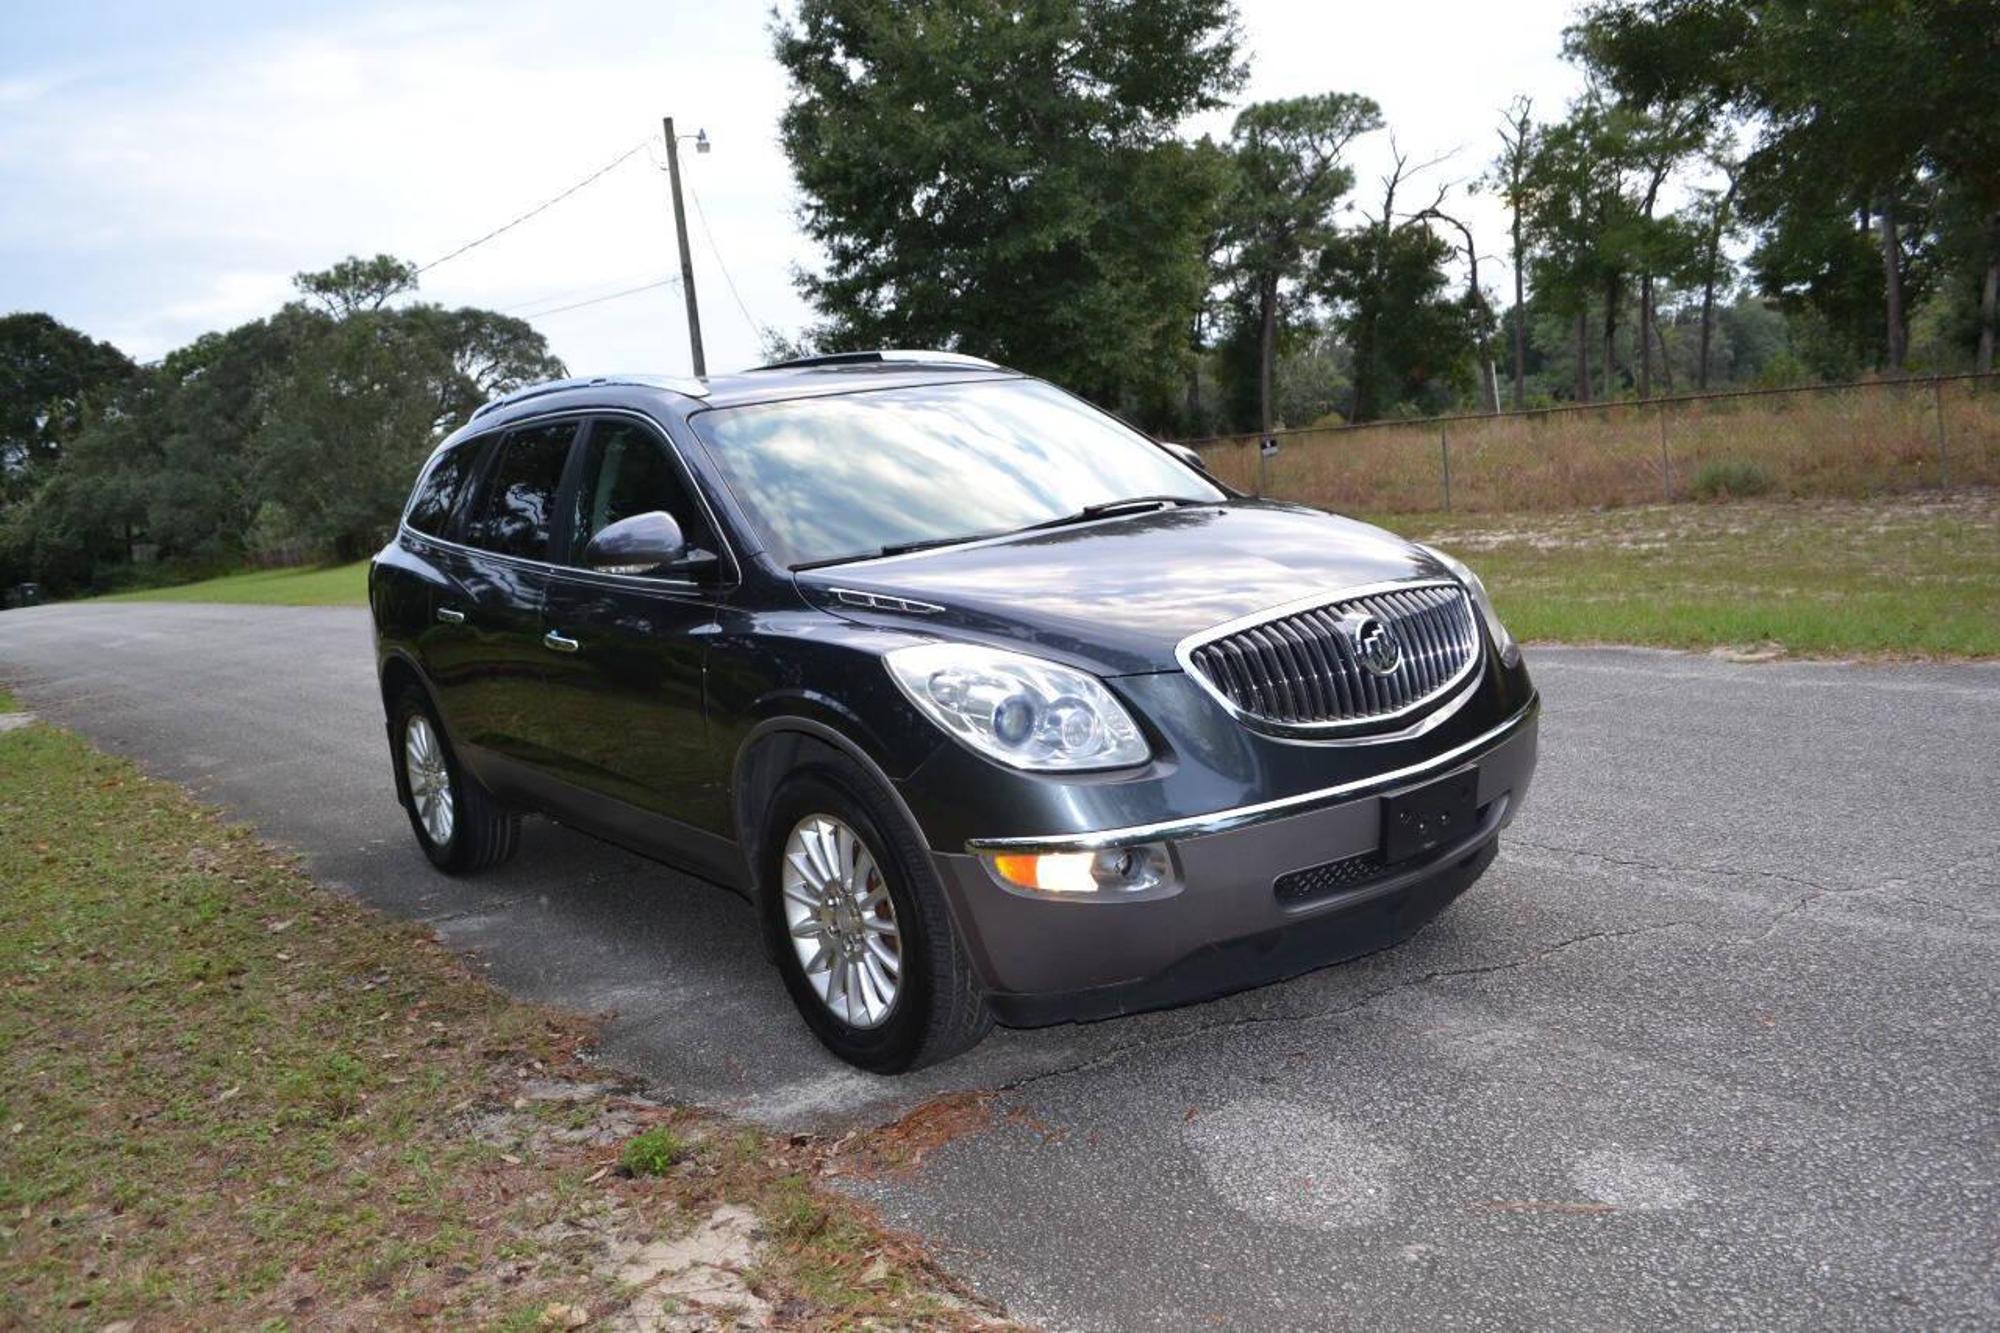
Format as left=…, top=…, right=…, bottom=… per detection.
left=537, top=414, right=732, bottom=837
left=427, top=418, right=583, bottom=774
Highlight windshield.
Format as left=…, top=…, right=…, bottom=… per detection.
left=687, top=378, right=1224, bottom=569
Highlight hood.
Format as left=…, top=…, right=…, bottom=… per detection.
left=795, top=500, right=1443, bottom=675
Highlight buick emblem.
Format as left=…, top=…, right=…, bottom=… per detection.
left=1344, top=613, right=1402, bottom=677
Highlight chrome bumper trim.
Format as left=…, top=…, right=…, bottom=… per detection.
left=965, top=694, right=1539, bottom=854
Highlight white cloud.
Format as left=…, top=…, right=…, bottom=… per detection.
left=1, top=0, right=1620, bottom=378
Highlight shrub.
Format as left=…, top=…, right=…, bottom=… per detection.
left=1691, top=458, right=1776, bottom=500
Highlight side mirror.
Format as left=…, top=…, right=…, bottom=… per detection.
left=1162, top=441, right=1209, bottom=473
left=582, top=511, right=713, bottom=577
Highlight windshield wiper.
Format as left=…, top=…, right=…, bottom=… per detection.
left=791, top=530, right=1007, bottom=571
left=789, top=497, right=1210, bottom=572
left=1022, top=494, right=1209, bottom=533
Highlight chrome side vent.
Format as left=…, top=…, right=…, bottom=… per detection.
left=830, top=588, right=944, bottom=615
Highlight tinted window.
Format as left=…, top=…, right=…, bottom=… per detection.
left=688, top=378, right=1221, bottom=569
left=565, top=419, right=709, bottom=564
left=406, top=437, right=483, bottom=537
left=462, top=421, right=578, bottom=559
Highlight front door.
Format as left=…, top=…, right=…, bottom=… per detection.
left=536, top=415, right=729, bottom=837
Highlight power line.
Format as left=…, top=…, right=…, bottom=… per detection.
left=503, top=272, right=671, bottom=317
left=523, top=276, right=680, bottom=319
left=684, top=179, right=768, bottom=342
left=418, top=137, right=656, bottom=274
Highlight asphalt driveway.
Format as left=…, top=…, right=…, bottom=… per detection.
left=2, top=601, right=1994, bottom=1329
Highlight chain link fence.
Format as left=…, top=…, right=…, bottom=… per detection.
left=1185, top=372, right=2000, bottom=514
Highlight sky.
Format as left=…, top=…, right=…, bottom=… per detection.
left=0, top=0, right=1586, bottom=377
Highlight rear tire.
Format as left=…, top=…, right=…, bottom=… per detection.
left=392, top=686, right=519, bottom=874
left=760, top=759, right=991, bottom=1073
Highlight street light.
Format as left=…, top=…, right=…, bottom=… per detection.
left=662, top=116, right=708, bottom=376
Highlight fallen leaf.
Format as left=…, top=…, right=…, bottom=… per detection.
left=537, top=1302, right=589, bottom=1329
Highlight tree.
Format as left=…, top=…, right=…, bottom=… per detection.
left=1320, top=149, right=1478, bottom=421
left=0, top=313, right=134, bottom=503
left=1182, top=134, right=1239, bottom=433
left=1485, top=98, right=1537, bottom=409
left=1691, top=148, right=1741, bottom=388
left=1571, top=0, right=2000, bottom=373
left=10, top=255, right=566, bottom=587
left=293, top=254, right=420, bottom=318
left=1413, top=204, right=1500, bottom=412
left=254, top=289, right=563, bottom=561
left=1521, top=96, right=1634, bottom=401
left=773, top=0, right=1244, bottom=424
left=1220, top=93, right=1381, bottom=433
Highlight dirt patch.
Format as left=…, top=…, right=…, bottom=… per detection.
left=603, top=1205, right=769, bottom=1331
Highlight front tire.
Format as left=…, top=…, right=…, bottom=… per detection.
left=761, top=761, right=991, bottom=1073
left=392, top=686, right=519, bottom=874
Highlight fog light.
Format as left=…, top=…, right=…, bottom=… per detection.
left=986, top=843, right=1172, bottom=895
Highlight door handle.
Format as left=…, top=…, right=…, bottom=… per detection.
left=436, top=606, right=466, bottom=624
left=542, top=630, right=580, bottom=654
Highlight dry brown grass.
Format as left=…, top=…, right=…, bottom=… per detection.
left=1194, top=375, right=2000, bottom=514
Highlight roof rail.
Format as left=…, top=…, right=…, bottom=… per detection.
left=469, top=373, right=709, bottom=421
left=747, top=349, right=1003, bottom=373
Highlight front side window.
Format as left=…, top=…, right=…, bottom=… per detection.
left=406, top=436, right=484, bottom=537
left=687, top=378, right=1222, bottom=569
left=564, top=419, right=710, bottom=565
left=462, top=421, right=578, bottom=559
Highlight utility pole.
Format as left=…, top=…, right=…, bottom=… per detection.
left=662, top=116, right=706, bottom=377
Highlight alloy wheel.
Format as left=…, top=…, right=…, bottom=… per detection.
left=404, top=714, right=455, bottom=847
left=781, top=814, right=903, bottom=1029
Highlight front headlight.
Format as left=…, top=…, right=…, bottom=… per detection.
left=1419, top=543, right=1520, bottom=666
left=884, top=642, right=1150, bottom=772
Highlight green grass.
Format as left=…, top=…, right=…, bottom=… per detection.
left=98, top=560, right=369, bottom=606
left=1376, top=490, right=2000, bottom=658
left=619, top=1125, right=690, bottom=1177
left=0, top=719, right=1000, bottom=1328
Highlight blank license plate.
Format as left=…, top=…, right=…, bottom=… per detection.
left=1380, top=768, right=1478, bottom=864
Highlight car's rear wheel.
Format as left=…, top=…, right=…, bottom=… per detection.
left=392, top=686, right=519, bottom=873
left=761, top=762, right=991, bottom=1072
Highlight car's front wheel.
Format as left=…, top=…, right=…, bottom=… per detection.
left=392, top=686, right=519, bottom=874
left=761, top=761, right=991, bottom=1072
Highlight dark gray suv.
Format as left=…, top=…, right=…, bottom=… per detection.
left=370, top=352, right=1538, bottom=1071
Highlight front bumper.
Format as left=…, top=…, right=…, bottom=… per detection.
left=930, top=695, right=1539, bottom=1025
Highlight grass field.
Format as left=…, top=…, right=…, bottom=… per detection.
left=0, top=706, right=1000, bottom=1328
left=1382, top=490, right=2000, bottom=658
left=99, top=560, right=369, bottom=606
left=1198, top=375, right=2000, bottom=513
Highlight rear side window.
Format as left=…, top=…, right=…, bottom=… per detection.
left=405, top=438, right=483, bottom=537
left=462, top=421, right=579, bottom=559
left=564, top=419, right=710, bottom=565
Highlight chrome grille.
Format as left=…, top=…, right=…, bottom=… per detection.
left=1184, top=582, right=1480, bottom=730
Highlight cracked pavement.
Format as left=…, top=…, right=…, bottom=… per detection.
left=3, top=604, right=1996, bottom=1329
